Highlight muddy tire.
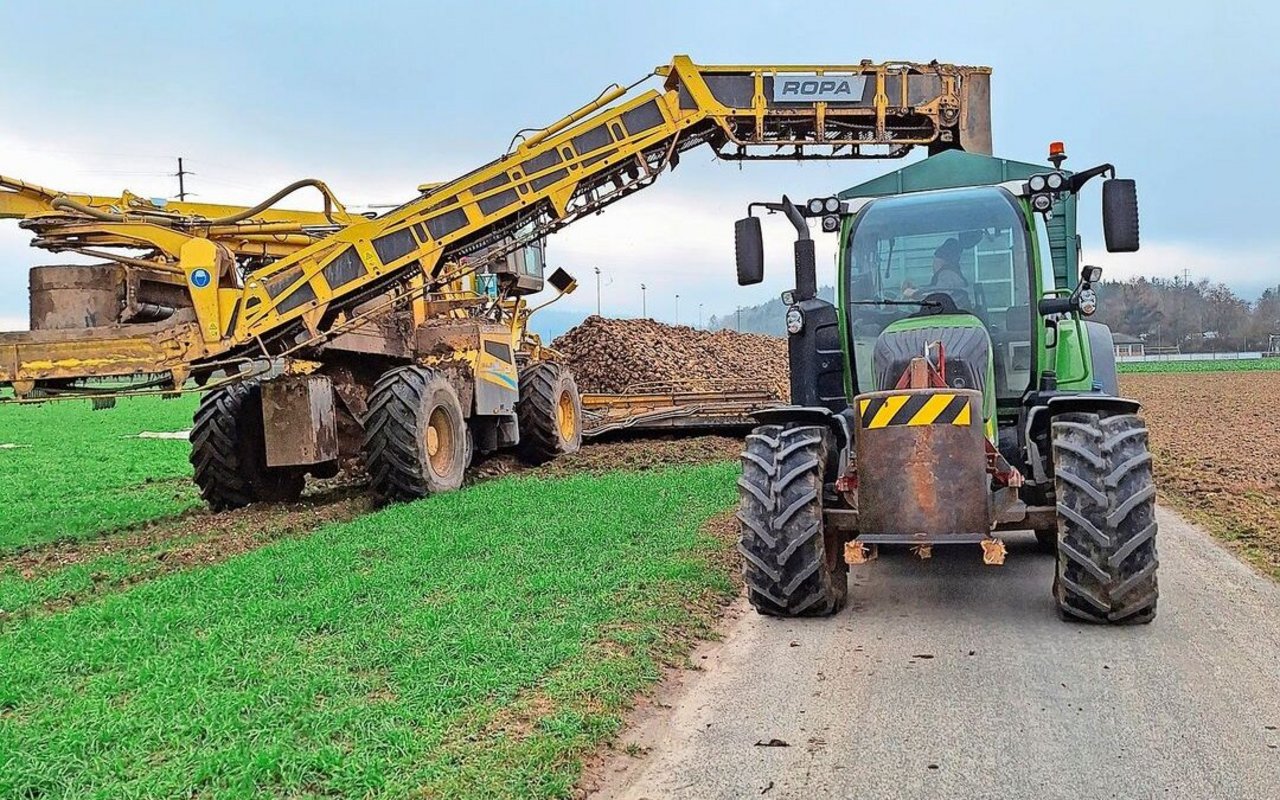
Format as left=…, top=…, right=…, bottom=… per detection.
left=738, top=424, right=847, bottom=617
left=1051, top=412, right=1158, bottom=624
left=190, top=382, right=305, bottom=512
left=364, top=365, right=468, bottom=502
left=516, top=362, right=582, bottom=465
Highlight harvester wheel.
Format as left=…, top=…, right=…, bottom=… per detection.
left=516, top=362, right=582, bottom=465
left=364, top=365, right=468, bottom=502
left=738, top=424, right=847, bottom=617
left=1050, top=412, right=1158, bottom=624
left=190, top=382, right=305, bottom=511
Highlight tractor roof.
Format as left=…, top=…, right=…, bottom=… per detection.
left=838, top=150, right=1068, bottom=200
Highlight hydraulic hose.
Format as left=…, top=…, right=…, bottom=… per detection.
left=201, top=179, right=348, bottom=225
left=50, top=179, right=349, bottom=227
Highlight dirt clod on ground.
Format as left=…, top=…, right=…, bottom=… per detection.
left=1122, top=372, right=1280, bottom=577
left=553, top=316, right=789, bottom=399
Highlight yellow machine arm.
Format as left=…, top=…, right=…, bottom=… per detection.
left=0, top=174, right=369, bottom=265
left=0, top=56, right=990, bottom=392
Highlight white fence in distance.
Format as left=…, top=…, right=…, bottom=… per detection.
left=1116, top=351, right=1271, bottom=363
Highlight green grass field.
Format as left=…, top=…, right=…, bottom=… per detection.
left=1117, top=356, right=1280, bottom=374
left=0, top=396, right=201, bottom=553
left=0, top=463, right=738, bottom=799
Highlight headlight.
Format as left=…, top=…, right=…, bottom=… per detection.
left=785, top=306, right=804, bottom=334
left=1046, top=171, right=1065, bottom=190
left=821, top=214, right=840, bottom=233
left=1028, top=174, right=1047, bottom=192
left=824, top=197, right=841, bottom=213
left=807, top=198, right=825, bottom=215
left=1031, top=193, right=1053, bottom=212
left=1079, top=287, right=1098, bottom=316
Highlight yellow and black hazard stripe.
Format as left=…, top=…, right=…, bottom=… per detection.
left=858, top=392, right=972, bottom=429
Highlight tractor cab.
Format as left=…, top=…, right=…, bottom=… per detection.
left=733, top=147, right=1159, bottom=626
left=843, top=184, right=1032, bottom=433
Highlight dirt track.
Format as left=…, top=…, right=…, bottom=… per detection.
left=589, top=508, right=1280, bottom=800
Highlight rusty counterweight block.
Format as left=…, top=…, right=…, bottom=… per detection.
left=853, top=388, right=990, bottom=544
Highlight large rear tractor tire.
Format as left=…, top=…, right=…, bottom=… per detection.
left=190, top=382, right=305, bottom=511
left=516, top=362, right=582, bottom=465
left=1051, top=411, right=1158, bottom=624
left=364, top=365, right=469, bottom=502
left=738, top=424, right=848, bottom=617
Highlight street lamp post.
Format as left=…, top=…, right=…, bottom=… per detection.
left=594, top=267, right=601, bottom=316
left=640, top=283, right=647, bottom=319
left=675, top=293, right=680, bottom=325
left=698, top=303, right=703, bottom=329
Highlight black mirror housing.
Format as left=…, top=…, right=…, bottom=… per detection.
left=1102, top=178, right=1140, bottom=252
left=735, top=216, right=764, bottom=285
left=548, top=267, right=577, bottom=294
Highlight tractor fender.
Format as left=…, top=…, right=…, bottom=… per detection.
left=1082, top=321, right=1121, bottom=395
left=1024, top=393, right=1142, bottom=485
left=752, top=405, right=855, bottom=477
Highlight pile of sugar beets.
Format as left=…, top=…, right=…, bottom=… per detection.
left=553, top=316, right=789, bottom=399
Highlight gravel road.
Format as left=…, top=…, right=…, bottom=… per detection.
left=592, top=506, right=1280, bottom=799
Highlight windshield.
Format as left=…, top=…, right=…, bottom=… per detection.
left=844, top=186, right=1035, bottom=399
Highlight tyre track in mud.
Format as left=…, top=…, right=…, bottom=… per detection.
left=2, top=436, right=744, bottom=624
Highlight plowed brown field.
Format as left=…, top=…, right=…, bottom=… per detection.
left=1122, top=372, right=1280, bottom=579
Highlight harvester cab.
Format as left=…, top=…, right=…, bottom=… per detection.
left=735, top=146, right=1159, bottom=625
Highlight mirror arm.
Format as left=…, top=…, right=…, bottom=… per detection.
left=780, top=195, right=810, bottom=240
left=1067, top=163, right=1115, bottom=194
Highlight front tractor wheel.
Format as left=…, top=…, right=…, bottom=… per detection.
left=364, top=366, right=469, bottom=503
left=1051, top=412, right=1159, bottom=624
left=516, top=362, right=582, bottom=465
left=738, top=425, right=848, bottom=617
left=190, top=382, right=305, bottom=511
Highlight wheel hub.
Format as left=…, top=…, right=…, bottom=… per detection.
left=426, top=406, right=454, bottom=475
left=556, top=390, right=577, bottom=440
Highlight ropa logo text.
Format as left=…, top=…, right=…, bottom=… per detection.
left=772, top=75, right=868, bottom=103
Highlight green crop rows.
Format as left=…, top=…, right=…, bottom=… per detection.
left=1117, top=357, right=1280, bottom=374
left=0, top=464, right=738, bottom=799
left=0, top=395, right=742, bottom=798
left=0, top=396, right=202, bottom=553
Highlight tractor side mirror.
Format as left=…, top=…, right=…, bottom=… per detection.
left=1102, top=178, right=1140, bottom=253
left=548, top=267, right=577, bottom=294
left=1037, top=265, right=1102, bottom=317
left=735, top=216, right=764, bottom=285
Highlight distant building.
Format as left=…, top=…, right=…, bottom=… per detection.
left=1113, top=333, right=1145, bottom=357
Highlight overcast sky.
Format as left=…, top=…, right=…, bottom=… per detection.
left=1, top=1, right=1275, bottom=330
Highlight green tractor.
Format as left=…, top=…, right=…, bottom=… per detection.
left=734, top=146, right=1156, bottom=624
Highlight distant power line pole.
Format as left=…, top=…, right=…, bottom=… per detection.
left=174, top=157, right=193, bottom=201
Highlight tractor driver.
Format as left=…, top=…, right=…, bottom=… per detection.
left=901, top=237, right=971, bottom=307
left=928, top=238, right=969, bottom=293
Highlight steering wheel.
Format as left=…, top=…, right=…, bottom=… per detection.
left=913, top=291, right=962, bottom=316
